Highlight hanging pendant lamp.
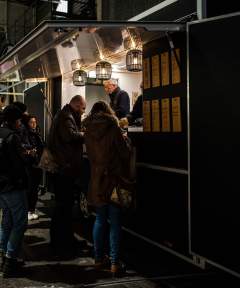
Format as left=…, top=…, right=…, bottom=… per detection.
left=96, top=61, right=112, bottom=80
left=73, top=69, right=87, bottom=86
left=126, top=49, right=142, bottom=72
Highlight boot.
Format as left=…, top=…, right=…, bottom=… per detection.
left=2, top=257, right=19, bottom=278
left=94, top=255, right=110, bottom=270
left=0, top=250, right=5, bottom=272
left=110, top=262, right=126, bottom=277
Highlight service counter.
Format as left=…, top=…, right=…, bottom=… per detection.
left=123, top=129, right=190, bottom=258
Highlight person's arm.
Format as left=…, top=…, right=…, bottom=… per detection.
left=61, top=115, right=84, bottom=143
left=113, top=122, right=131, bottom=160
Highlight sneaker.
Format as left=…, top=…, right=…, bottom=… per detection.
left=28, top=211, right=39, bottom=220
left=32, top=212, right=39, bottom=220
left=28, top=212, right=34, bottom=221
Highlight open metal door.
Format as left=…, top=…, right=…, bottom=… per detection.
left=188, top=12, right=240, bottom=277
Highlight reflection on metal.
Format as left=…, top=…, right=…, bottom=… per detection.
left=0, top=28, right=78, bottom=81
left=0, top=80, right=25, bottom=93
left=0, top=92, right=24, bottom=96
left=0, top=21, right=185, bottom=82
left=71, top=59, right=84, bottom=70
left=137, top=162, right=188, bottom=175
left=25, top=78, right=48, bottom=83
left=128, top=0, right=179, bottom=21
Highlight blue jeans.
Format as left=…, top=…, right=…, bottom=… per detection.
left=0, top=189, right=28, bottom=259
left=93, top=204, right=121, bottom=264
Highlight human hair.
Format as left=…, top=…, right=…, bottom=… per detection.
left=90, top=101, right=115, bottom=116
left=2, top=104, right=22, bottom=124
left=13, top=101, right=27, bottom=114
left=70, top=95, right=84, bottom=104
left=103, top=79, right=118, bottom=87
left=22, top=114, right=36, bottom=128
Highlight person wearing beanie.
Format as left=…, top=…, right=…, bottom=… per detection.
left=12, top=101, right=27, bottom=115
left=0, top=104, right=28, bottom=278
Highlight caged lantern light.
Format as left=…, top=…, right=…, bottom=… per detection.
left=96, top=61, right=112, bottom=80
left=73, top=69, right=87, bottom=86
left=126, top=49, right=142, bottom=72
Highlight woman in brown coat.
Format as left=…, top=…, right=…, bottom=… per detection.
left=84, top=101, right=131, bottom=275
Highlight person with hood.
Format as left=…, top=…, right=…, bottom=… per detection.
left=0, top=105, right=28, bottom=278
left=48, top=95, right=86, bottom=256
left=103, top=79, right=130, bottom=119
left=83, top=101, right=131, bottom=276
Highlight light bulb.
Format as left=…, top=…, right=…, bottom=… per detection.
left=133, top=57, right=138, bottom=65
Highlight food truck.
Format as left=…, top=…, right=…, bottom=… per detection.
left=0, top=13, right=240, bottom=277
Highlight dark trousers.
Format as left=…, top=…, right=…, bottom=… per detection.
left=27, top=167, right=42, bottom=212
left=50, top=173, right=76, bottom=249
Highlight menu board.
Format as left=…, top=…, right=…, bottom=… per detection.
left=151, top=100, right=160, bottom=132
left=161, top=52, right=170, bottom=86
left=151, top=55, right=160, bottom=87
left=143, top=100, right=151, bottom=132
left=161, top=98, right=170, bottom=132
left=172, top=97, right=182, bottom=132
left=143, top=58, right=151, bottom=89
left=171, top=48, right=181, bottom=84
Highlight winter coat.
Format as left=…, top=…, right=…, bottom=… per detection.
left=22, top=128, right=44, bottom=166
left=109, top=87, right=130, bottom=119
left=48, top=104, right=84, bottom=177
left=84, top=112, right=131, bottom=206
left=0, top=125, right=28, bottom=193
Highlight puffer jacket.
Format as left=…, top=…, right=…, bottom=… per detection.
left=48, top=104, right=84, bottom=177
left=84, top=112, right=131, bottom=206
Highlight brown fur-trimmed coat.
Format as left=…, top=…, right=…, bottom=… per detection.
left=84, top=112, right=131, bottom=207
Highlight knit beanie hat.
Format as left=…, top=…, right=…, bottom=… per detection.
left=2, top=104, right=22, bottom=123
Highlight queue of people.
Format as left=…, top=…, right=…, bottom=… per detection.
left=0, top=80, right=141, bottom=278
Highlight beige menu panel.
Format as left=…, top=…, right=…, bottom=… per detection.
left=143, top=58, right=151, bottom=89
left=172, top=97, right=182, bottom=132
left=161, top=52, right=170, bottom=86
left=151, top=100, right=160, bottom=132
left=143, top=100, right=151, bottom=132
left=171, top=48, right=181, bottom=84
left=151, top=55, right=160, bottom=88
left=161, top=98, right=170, bottom=132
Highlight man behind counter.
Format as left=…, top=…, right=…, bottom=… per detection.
left=103, top=79, right=130, bottom=119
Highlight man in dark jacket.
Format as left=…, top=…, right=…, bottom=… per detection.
left=125, top=82, right=143, bottom=126
left=104, top=79, right=130, bottom=119
left=0, top=105, right=28, bottom=278
left=48, top=95, right=86, bottom=255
